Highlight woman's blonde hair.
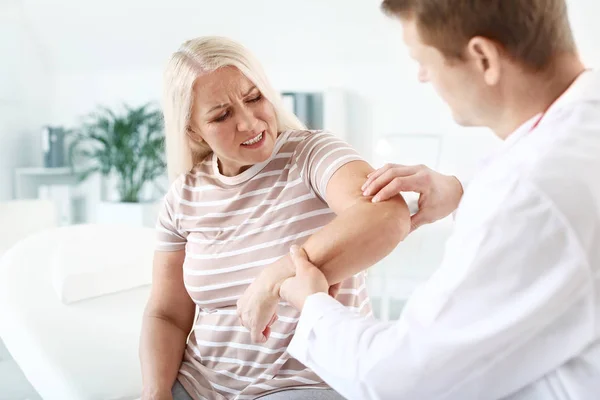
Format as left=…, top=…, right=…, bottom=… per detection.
left=162, top=36, right=306, bottom=181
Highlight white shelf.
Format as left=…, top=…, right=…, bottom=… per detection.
left=14, top=168, right=77, bottom=200
left=14, top=168, right=79, bottom=226
left=15, top=167, right=73, bottom=176
left=0, top=100, right=21, bottom=108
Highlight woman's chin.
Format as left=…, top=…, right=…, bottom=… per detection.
left=248, top=149, right=273, bottom=164
left=241, top=138, right=274, bottom=162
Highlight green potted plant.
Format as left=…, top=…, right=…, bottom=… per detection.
left=69, top=102, right=166, bottom=226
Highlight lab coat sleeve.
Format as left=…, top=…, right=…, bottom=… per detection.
left=287, top=179, right=593, bottom=400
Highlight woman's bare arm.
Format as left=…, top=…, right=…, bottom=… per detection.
left=140, top=250, right=195, bottom=400
left=267, top=160, right=410, bottom=289
left=238, top=160, right=411, bottom=342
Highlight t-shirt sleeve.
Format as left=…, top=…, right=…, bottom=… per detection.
left=155, top=174, right=187, bottom=252
left=293, top=130, right=365, bottom=202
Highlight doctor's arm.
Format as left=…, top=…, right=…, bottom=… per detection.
left=286, top=181, right=593, bottom=400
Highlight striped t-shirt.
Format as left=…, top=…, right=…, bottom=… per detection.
left=156, top=130, right=372, bottom=400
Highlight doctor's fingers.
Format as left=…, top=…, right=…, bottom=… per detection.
left=289, top=245, right=315, bottom=272
left=363, top=163, right=404, bottom=191
left=363, top=164, right=423, bottom=195
left=368, top=173, right=427, bottom=203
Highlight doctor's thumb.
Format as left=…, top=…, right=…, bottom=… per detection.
left=410, top=212, right=427, bottom=233
left=290, top=245, right=311, bottom=270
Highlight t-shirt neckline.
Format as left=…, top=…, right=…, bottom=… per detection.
left=211, top=130, right=291, bottom=186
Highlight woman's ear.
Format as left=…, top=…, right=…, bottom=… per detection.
left=187, top=126, right=204, bottom=143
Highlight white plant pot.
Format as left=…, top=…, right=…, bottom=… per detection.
left=95, top=201, right=160, bottom=228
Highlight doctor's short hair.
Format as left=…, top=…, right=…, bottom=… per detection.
left=380, top=0, right=577, bottom=71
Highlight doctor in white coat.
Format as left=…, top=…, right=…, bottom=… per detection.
left=279, top=0, right=600, bottom=399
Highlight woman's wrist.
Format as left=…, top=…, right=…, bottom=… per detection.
left=260, top=254, right=295, bottom=298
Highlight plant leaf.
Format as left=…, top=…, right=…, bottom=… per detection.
left=68, top=101, right=167, bottom=202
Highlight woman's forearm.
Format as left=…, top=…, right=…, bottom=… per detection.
left=267, top=196, right=410, bottom=293
left=139, top=314, right=189, bottom=399
left=304, top=195, right=409, bottom=284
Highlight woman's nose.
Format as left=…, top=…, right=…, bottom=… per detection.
left=236, top=106, right=259, bottom=132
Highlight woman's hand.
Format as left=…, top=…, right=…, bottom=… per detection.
left=236, top=263, right=287, bottom=343
left=236, top=254, right=341, bottom=343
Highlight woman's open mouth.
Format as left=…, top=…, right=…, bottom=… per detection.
left=241, top=131, right=265, bottom=148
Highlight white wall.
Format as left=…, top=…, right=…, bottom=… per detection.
left=41, top=0, right=494, bottom=183
left=2, top=1, right=599, bottom=395
left=44, top=0, right=600, bottom=162
left=0, top=1, right=52, bottom=201
left=4, top=0, right=600, bottom=202
left=43, top=0, right=409, bottom=160
left=569, top=0, right=600, bottom=66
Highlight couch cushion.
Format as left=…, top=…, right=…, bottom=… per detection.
left=0, top=227, right=152, bottom=400
left=0, top=200, right=57, bottom=256
left=51, top=224, right=155, bottom=304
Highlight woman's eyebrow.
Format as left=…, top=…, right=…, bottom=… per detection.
left=206, top=86, right=258, bottom=114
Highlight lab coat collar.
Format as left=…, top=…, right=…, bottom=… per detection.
left=474, top=69, right=597, bottom=172
left=500, top=69, right=598, bottom=152
left=549, top=69, right=600, bottom=110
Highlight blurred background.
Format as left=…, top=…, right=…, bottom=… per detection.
left=1, top=0, right=598, bottom=399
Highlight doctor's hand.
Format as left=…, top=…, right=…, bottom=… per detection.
left=279, top=246, right=329, bottom=311
left=362, top=163, right=463, bottom=232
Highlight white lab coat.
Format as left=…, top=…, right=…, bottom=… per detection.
left=287, top=70, right=600, bottom=400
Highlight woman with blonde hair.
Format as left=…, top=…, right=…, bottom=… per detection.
left=139, top=36, right=410, bottom=400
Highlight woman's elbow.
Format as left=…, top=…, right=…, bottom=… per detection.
left=381, top=196, right=411, bottom=243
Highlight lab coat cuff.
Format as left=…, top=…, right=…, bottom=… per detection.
left=452, top=175, right=469, bottom=220
left=288, top=292, right=341, bottom=362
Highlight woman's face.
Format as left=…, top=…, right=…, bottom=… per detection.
left=190, top=66, right=278, bottom=176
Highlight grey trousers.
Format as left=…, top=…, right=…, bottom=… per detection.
left=256, top=389, right=345, bottom=399
left=172, top=380, right=194, bottom=400
left=172, top=380, right=345, bottom=400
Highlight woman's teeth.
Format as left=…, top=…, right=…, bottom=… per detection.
left=242, top=132, right=263, bottom=145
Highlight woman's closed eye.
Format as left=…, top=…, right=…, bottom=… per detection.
left=211, top=94, right=261, bottom=123
left=213, top=110, right=231, bottom=123
left=245, top=94, right=262, bottom=103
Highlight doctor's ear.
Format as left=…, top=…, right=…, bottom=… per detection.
left=467, top=37, right=501, bottom=86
